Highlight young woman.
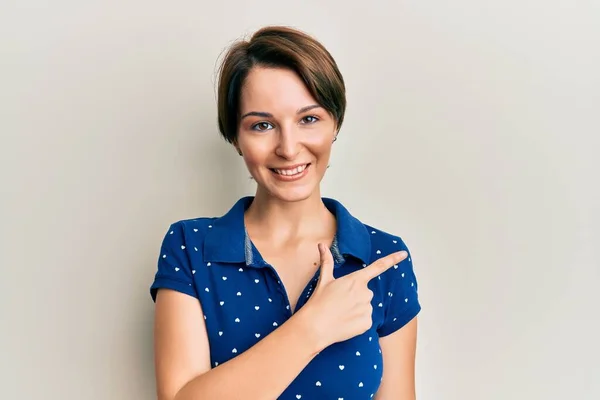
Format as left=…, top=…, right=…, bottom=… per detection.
left=150, top=25, right=421, bottom=400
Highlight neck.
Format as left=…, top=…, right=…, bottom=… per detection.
left=245, top=188, right=334, bottom=242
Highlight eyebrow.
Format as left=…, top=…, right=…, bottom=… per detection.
left=240, top=104, right=322, bottom=120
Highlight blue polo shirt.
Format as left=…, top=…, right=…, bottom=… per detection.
left=150, top=196, right=421, bottom=399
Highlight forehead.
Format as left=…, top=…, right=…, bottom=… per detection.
left=240, top=67, right=318, bottom=112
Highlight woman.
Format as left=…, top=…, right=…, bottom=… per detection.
left=150, top=25, right=421, bottom=400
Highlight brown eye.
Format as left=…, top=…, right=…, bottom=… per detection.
left=252, top=122, right=273, bottom=131
left=301, top=116, right=319, bottom=124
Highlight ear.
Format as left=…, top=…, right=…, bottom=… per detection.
left=232, top=142, right=242, bottom=156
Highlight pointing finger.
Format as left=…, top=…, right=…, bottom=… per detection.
left=357, top=251, right=408, bottom=282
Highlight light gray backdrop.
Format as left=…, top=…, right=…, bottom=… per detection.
left=1, top=1, right=599, bottom=399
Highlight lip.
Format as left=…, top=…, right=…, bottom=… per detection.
left=269, top=163, right=310, bottom=170
left=270, top=163, right=311, bottom=182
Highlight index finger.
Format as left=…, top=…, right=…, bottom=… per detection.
left=355, top=251, right=408, bottom=282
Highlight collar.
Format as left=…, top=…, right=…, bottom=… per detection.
left=203, top=196, right=371, bottom=266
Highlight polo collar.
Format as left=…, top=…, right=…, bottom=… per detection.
left=203, top=196, right=371, bottom=266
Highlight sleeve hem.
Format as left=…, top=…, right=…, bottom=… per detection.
left=377, top=302, right=421, bottom=338
left=150, top=277, right=198, bottom=302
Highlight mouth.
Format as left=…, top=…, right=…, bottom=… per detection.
left=269, top=163, right=311, bottom=179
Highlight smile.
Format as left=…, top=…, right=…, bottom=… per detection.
left=269, top=163, right=311, bottom=181
left=272, top=164, right=309, bottom=176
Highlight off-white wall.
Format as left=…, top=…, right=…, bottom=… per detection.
left=1, top=1, right=598, bottom=399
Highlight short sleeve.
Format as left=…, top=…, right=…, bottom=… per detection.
left=150, top=222, right=199, bottom=302
left=377, top=240, right=421, bottom=337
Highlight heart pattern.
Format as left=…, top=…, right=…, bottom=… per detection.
left=155, top=216, right=420, bottom=400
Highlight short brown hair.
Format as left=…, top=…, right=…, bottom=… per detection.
left=216, top=26, right=346, bottom=144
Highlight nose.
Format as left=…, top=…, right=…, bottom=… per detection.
left=274, top=124, right=300, bottom=160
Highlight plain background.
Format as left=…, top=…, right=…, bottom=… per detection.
left=1, top=1, right=599, bottom=399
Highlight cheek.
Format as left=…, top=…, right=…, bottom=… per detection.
left=242, top=153, right=262, bottom=171
left=239, top=146, right=268, bottom=173
left=309, top=137, right=334, bottom=160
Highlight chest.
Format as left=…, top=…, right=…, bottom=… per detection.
left=194, top=258, right=387, bottom=399
left=260, top=244, right=321, bottom=312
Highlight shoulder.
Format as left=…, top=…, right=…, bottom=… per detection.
left=327, top=196, right=414, bottom=267
left=351, top=216, right=415, bottom=284
left=365, top=223, right=411, bottom=255
left=165, top=217, right=218, bottom=238
left=157, top=215, right=222, bottom=255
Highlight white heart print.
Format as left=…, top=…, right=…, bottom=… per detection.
left=339, top=365, right=345, bottom=370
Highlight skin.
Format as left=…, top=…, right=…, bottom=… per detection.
left=153, top=66, right=418, bottom=400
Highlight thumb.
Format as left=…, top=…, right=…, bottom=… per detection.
left=315, top=243, right=335, bottom=289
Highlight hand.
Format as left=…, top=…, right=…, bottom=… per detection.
left=301, top=243, right=408, bottom=350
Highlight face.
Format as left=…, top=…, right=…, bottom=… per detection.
left=236, top=67, right=337, bottom=203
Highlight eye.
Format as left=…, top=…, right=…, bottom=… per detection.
left=251, top=122, right=273, bottom=131
left=301, top=115, right=319, bottom=124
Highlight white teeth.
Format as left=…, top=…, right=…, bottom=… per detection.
left=274, top=164, right=307, bottom=176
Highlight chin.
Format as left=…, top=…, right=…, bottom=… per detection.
left=260, top=181, right=321, bottom=203
left=269, top=188, right=316, bottom=203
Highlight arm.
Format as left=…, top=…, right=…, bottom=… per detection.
left=154, top=289, right=321, bottom=400
left=375, top=316, right=418, bottom=400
